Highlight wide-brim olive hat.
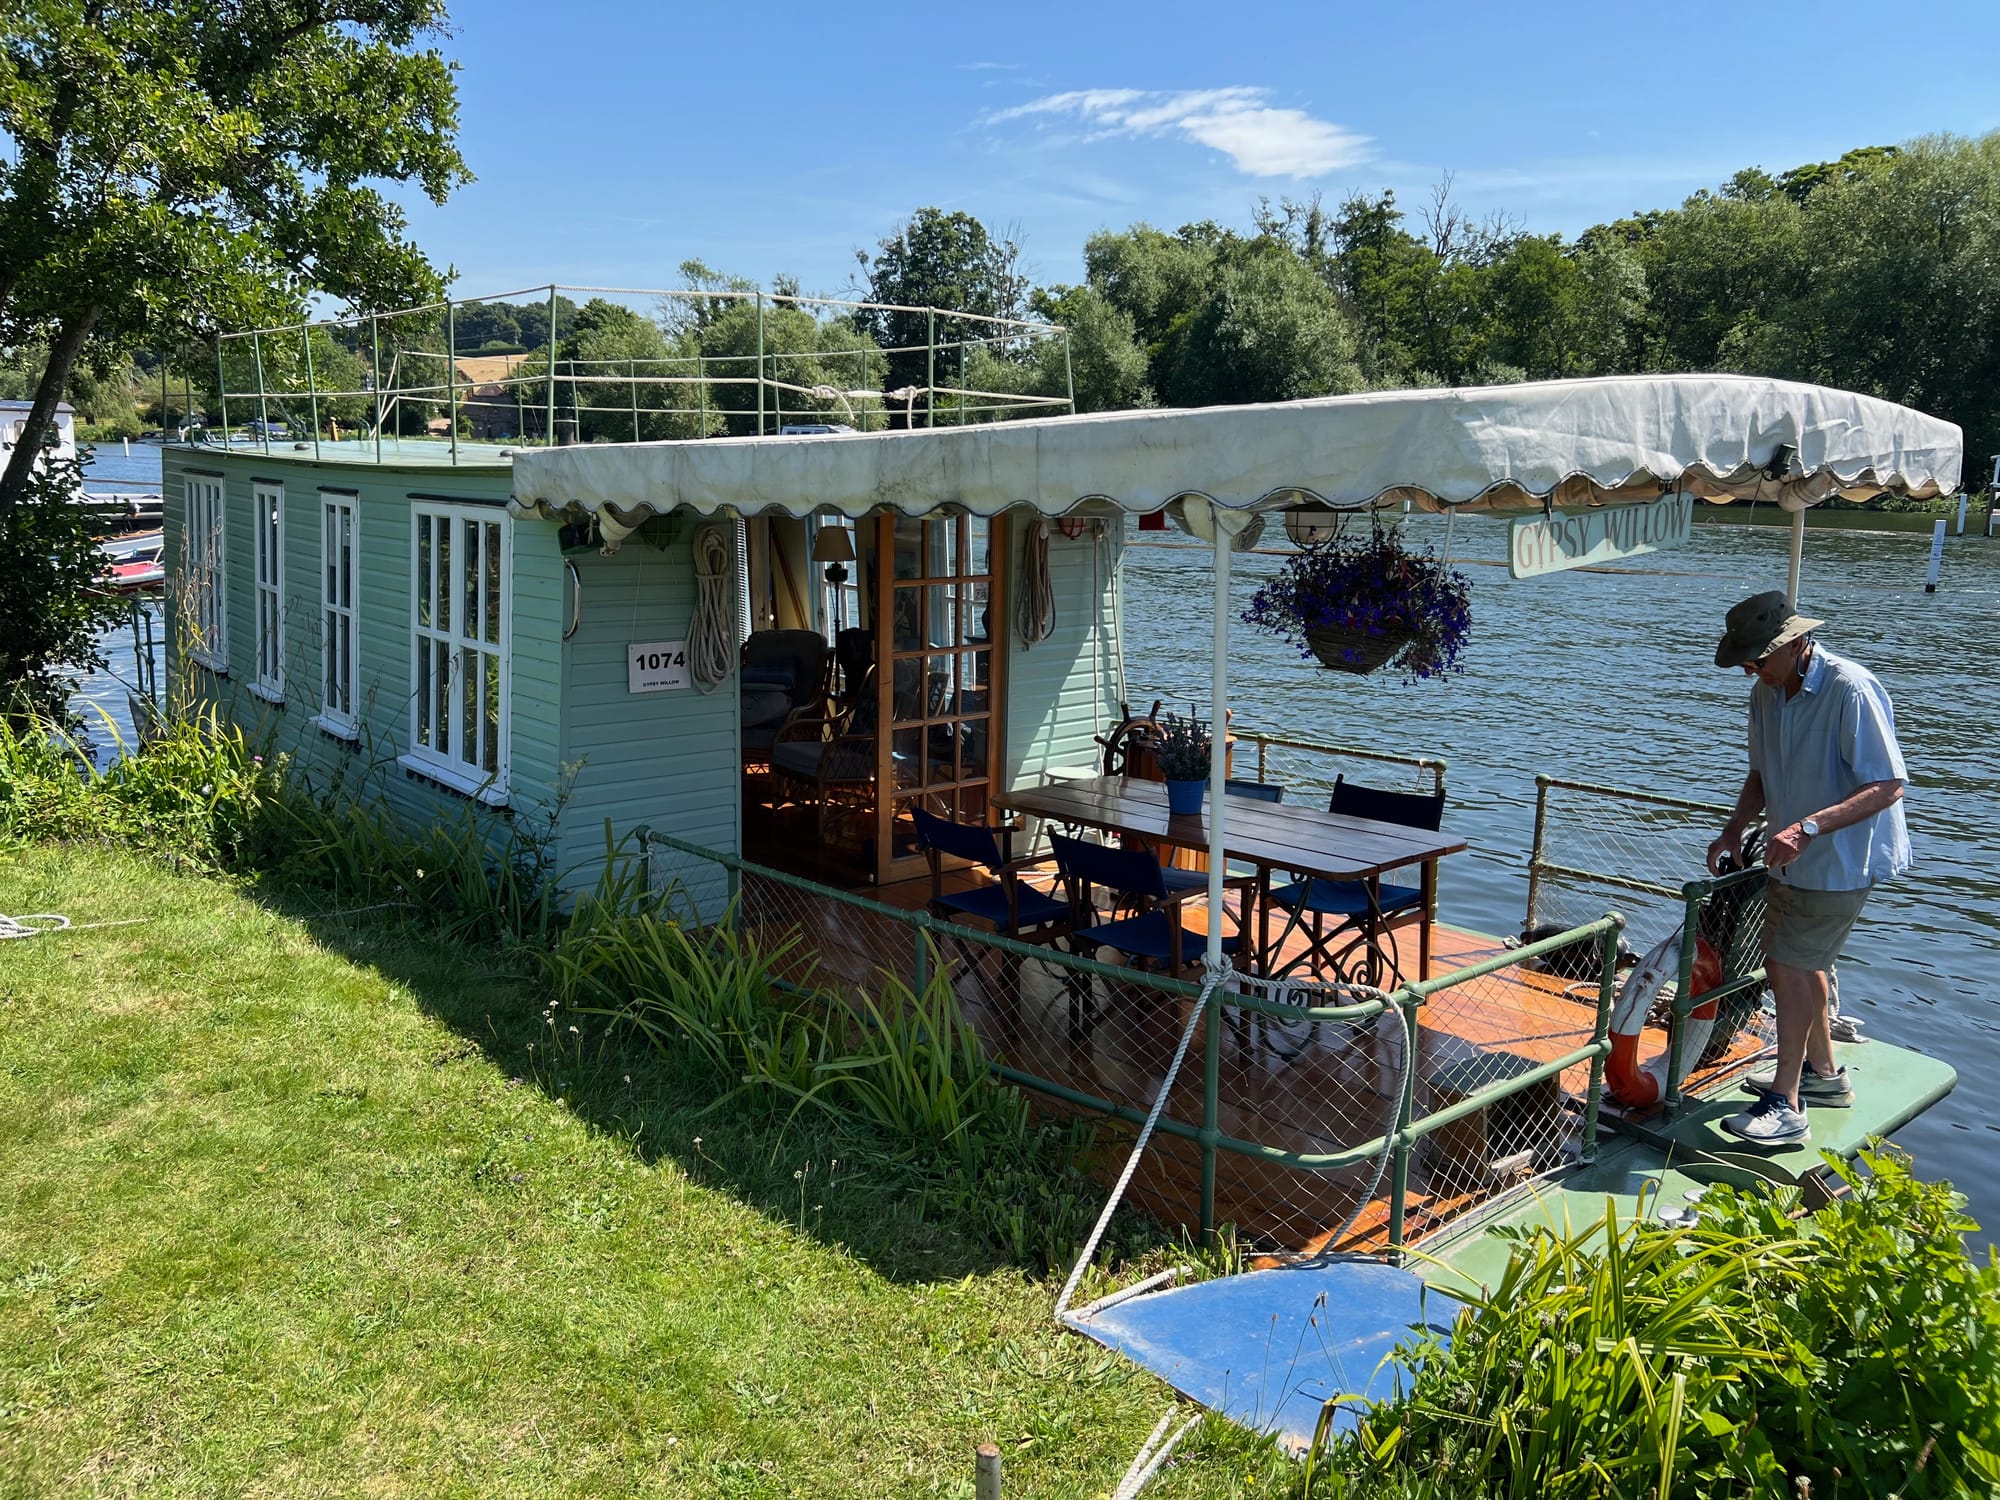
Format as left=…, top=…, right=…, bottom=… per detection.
left=1714, top=590, right=1825, bottom=668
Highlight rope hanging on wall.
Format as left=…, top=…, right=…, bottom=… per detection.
left=689, top=523, right=736, bottom=693
left=1016, top=518, right=1056, bottom=648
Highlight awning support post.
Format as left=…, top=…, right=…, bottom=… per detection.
left=1786, top=508, right=1804, bottom=607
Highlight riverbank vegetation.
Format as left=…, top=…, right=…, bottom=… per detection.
left=7, top=719, right=2000, bottom=1497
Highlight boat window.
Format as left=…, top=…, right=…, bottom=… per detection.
left=319, top=492, right=358, bottom=736
left=404, top=501, right=510, bottom=802
left=251, top=482, right=285, bottom=701
left=182, top=474, right=227, bottom=671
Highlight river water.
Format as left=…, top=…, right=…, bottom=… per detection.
left=1124, top=518, right=2000, bottom=1241
left=74, top=446, right=2000, bottom=1236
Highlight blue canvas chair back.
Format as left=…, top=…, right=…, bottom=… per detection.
left=1050, top=833, right=1169, bottom=903
left=1328, top=774, right=1445, bottom=831
left=910, top=805, right=1003, bottom=870
left=1225, top=779, right=1283, bottom=803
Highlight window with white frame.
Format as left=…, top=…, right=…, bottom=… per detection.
left=251, top=481, right=284, bottom=699
left=406, top=502, right=509, bottom=799
left=318, top=491, right=358, bottom=735
left=182, top=474, right=227, bottom=670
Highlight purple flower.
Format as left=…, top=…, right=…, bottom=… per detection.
left=1242, top=519, right=1473, bottom=684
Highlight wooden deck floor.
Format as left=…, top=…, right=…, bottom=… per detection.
left=736, top=826, right=1769, bottom=1255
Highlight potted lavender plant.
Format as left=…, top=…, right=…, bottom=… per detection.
left=1153, top=710, right=1213, bottom=815
left=1242, top=519, right=1473, bottom=679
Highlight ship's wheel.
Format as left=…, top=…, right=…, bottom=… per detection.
left=1095, top=700, right=1164, bottom=777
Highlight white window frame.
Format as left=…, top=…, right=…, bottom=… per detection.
left=401, top=501, right=510, bottom=804
left=250, top=481, right=285, bottom=701
left=315, top=489, right=359, bottom=738
left=182, top=474, right=227, bottom=672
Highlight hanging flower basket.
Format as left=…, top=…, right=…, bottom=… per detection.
left=1305, top=624, right=1416, bottom=675
left=1242, top=516, right=1473, bottom=683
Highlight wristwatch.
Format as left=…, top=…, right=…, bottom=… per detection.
left=1800, top=818, right=1820, bottom=839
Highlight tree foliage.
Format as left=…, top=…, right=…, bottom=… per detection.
left=858, top=208, right=1029, bottom=399
left=0, top=459, right=129, bottom=723
left=0, top=0, right=471, bottom=505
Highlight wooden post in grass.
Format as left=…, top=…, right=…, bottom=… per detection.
left=975, top=1442, right=1002, bottom=1500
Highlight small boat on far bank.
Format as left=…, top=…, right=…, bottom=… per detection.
left=98, top=529, right=163, bottom=593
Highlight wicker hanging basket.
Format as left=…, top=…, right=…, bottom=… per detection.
left=1305, top=624, right=1413, bottom=675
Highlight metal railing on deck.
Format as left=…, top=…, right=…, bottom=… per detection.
left=643, top=829, right=1622, bottom=1256
left=1231, top=728, right=1446, bottom=800
left=1527, top=774, right=1773, bottom=1113
left=199, top=283, right=1073, bottom=464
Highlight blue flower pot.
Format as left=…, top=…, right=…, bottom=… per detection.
left=1165, top=778, right=1207, bottom=815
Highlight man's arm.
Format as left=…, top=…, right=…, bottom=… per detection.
left=1764, top=779, right=1905, bottom=870
left=1708, top=769, right=1766, bottom=874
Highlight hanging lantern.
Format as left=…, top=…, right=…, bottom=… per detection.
left=1057, top=516, right=1091, bottom=540
left=1284, top=502, right=1343, bottom=548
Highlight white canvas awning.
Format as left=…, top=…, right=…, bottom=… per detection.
left=509, top=373, right=1962, bottom=545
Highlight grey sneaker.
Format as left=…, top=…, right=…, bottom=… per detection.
left=1743, top=1062, right=1853, bottom=1107
left=1722, top=1095, right=1810, bottom=1145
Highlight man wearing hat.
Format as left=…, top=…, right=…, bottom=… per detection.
left=1708, top=590, right=1910, bottom=1145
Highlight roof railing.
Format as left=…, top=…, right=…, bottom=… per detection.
left=203, top=283, right=1073, bottom=465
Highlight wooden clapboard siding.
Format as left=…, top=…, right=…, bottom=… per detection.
left=159, top=450, right=568, bottom=857
left=554, top=529, right=739, bottom=914
left=1003, top=520, right=1124, bottom=788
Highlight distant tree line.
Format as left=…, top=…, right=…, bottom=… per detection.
left=945, top=134, right=2000, bottom=482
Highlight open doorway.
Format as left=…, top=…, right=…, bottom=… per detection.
left=739, top=512, right=1006, bottom=888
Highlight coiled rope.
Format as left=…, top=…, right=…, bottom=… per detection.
left=688, top=523, right=736, bottom=694
left=0, top=914, right=149, bottom=940
left=1016, top=518, right=1055, bottom=648
left=0, top=913, right=71, bottom=940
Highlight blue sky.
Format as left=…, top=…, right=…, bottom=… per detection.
left=406, top=0, right=2000, bottom=301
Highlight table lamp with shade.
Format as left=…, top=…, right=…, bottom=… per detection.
left=812, top=524, right=856, bottom=633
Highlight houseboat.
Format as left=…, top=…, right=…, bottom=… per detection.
left=160, top=293, right=1963, bottom=1417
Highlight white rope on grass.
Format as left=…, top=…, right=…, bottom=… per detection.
left=1054, top=960, right=1223, bottom=1325
left=0, top=915, right=149, bottom=940
left=1112, top=1409, right=1203, bottom=1500
left=0, top=913, right=71, bottom=940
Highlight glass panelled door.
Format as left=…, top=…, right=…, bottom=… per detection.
left=875, top=513, right=1004, bottom=882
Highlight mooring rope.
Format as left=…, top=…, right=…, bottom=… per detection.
left=1053, top=959, right=1223, bottom=1325
left=0, top=913, right=71, bottom=940
left=688, top=523, right=736, bottom=693
left=1016, top=518, right=1056, bottom=649
left=0, top=914, right=149, bottom=940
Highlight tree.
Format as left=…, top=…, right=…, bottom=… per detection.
left=1165, top=239, right=1363, bottom=406
left=1028, top=284, right=1152, bottom=413
left=0, top=459, right=128, bottom=722
left=858, top=208, right=1028, bottom=399
left=0, top=1, right=471, bottom=508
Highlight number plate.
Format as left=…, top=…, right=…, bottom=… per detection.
left=627, top=640, right=690, bottom=693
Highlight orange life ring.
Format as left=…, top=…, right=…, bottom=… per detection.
left=1605, top=930, right=1723, bottom=1108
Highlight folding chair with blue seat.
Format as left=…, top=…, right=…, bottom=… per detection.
left=1262, top=775, right=1445, bottom=989
left=1052, top=833, right=1241, bottom=1037
left=910, top=805, right=1068, bottom=941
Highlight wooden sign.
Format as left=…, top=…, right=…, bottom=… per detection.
left=1507, top=494, right=1694, bottom=579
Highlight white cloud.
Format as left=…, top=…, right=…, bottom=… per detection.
left=982, top=87, right=1370, bottom=179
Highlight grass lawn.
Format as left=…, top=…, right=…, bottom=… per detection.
left=0, top=845, right=1275, bottom=1498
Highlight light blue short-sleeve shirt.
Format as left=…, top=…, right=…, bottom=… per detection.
left=1747, top=644, right=1910, bottom=891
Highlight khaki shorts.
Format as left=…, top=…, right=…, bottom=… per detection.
left=1763, top=880, right=1871, bottom=971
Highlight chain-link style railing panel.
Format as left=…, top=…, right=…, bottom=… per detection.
left=1403, top=958, right=1597, bottom=1240
left=1231, top=729, right=1446, bottom=807
left=1526, top=779, right=1777, bottom=1109
left=641, top=831, right=1623, bottom=1256
left=1526, top=776, right=1730, bottom=944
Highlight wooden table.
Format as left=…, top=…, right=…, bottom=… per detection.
left=994, top=775, right=1468, bottom=980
